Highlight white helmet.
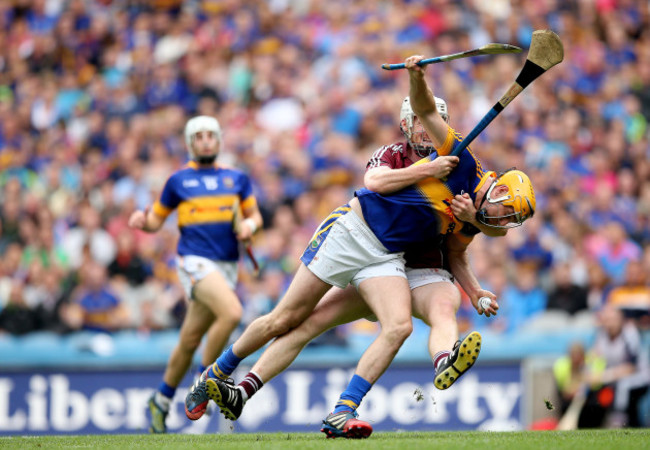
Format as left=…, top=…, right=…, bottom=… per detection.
left=400, top=96, right=449, bottom=157
left=184, top=115, right=222, bottom=163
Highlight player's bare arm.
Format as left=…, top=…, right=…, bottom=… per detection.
left=128, top=207, right=165, bottom=233
left=365, top=156, right=459, bottom=194
left=405, top=55, right=449, bottom=148
left=238, top=205, right=263, bottom=241
left=446, top=233, right=499, bottom=317
left=450, top=192, right=507, bottom=237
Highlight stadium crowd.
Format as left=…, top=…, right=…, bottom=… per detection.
left=0, top=0, right=648, bottom=402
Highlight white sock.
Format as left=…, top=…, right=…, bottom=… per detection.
left=433, top=350, right=451, bottom=371
left=155, top=391, right=171, bottom=411
left=238, top=385, right=249, bottom=402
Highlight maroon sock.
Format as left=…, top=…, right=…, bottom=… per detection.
left=433, top=350, right=451, bottom=370
left=238, top=371, right=264, bottom=400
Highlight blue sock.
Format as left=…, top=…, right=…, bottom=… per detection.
left=333, top=374, right=372, bottom=414
left=208, top=345, right=242, bottom=379
left=197, top=364, right=206, bottom=376
left=158, top=381, right=176, bottom=399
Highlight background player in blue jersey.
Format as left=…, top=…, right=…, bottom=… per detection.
left=128, top=115, right=262, bottom=433
left=186, top=55, right=536, bottom=437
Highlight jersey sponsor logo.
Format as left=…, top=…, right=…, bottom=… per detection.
left=223, top=177, right=235, bottom=188
left=177, top=195, right=238, bottom=225
left=182, top=179, right=200, bottom=188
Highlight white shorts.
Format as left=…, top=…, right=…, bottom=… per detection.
left=405, top=267, right=454, bottom=290
left=365, top=267, right=455, bottom=322
left=300, top=205, right=406, bottom=289
left=176, top=255, right=238, bottom=300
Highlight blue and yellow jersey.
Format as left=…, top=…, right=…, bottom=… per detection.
left=356, top=127, right=485, bottom=253
left=152, top=161, right=257, bottom=261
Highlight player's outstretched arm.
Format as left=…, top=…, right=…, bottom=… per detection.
left=446, top=234, right=499, bottom=317
left=405, top=55, right=449, bottom=149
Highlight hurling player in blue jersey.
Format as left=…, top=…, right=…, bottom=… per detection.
left=128, top=116, right=262, bottom=433
left=186, top=56, right=536, bottom=437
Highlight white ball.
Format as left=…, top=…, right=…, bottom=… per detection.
left=478, top=297, right=492, bottom=310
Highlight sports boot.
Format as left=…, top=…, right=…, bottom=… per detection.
left=206, top=377, right=244, bottom=420
left=434, top=331, right=481, bottom=390
left=320, top=410, right=372, bottom=439
left=185, top=370, right=209, bottom=420
left=147, top=393, right=169, bottom=433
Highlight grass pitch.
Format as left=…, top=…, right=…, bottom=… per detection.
left=1, top=430, right=648, bottom=449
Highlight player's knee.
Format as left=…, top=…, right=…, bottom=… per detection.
left=223, top=302, right=243, bottom=326
left=430, top=299, right=459, bottom=324
left=437, top=300, right=458, bottom=318
left=277, top=307, right=312, bottom=335
left=253, top=312, right=290, bottom=339
left=268, top=315, right=296, bottom=336
left=383, top=319, right=413, bottom=345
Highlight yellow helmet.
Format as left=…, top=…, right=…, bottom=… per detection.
left=475, top=168, right=536, bottom=228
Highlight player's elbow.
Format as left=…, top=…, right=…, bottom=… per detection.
left=382, top=319, right=413, bottom=347
left=410, top=94, right=437, bottom=117
left=364, top=176, right=388, bottom=194
left=365, top=178, right=387, bottom=194
left=411, top=103, right=435, bottom=118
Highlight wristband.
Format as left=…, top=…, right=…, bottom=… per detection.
left=243, top=217, right=258, bottom=234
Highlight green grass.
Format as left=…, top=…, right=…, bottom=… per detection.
left=1, top=430, right=649, bottom=450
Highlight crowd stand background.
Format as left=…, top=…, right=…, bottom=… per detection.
left=0, top=1, right=648, bottom=425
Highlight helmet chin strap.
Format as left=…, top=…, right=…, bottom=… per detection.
left=475, top=192, right=489, bottom=225
left=475, top=179, right=495, bottom=227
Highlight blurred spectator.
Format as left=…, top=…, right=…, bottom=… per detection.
left=107, top=229, right=150, bottom=286
left=586, top=221, right=642, bottom=284
left=112, top=158, right=152, bottom=211
left=606, top=260, right=650, bottom=318
left=0, top=280, right=38, bottom=335
left=577, top=306, right=650, bottom=428
left=0, top=196, right=23, bottom=247
left=0, top=0, right=645, bottom=355
left=553, top=342, right=605, bottom=416
left=22, top=223, right=69, bottom=271
left=69, top=260, right=129, bottom=333
left=509, top=216, right=553, bottom=272
left=499, top=264, right=548, bottom=333
left=61, top=201, right=116, bottom=269
left=547, top=262, right=588, bottom=315
left=585, top=261, right=613, bottom=312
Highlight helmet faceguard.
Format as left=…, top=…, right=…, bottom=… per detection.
left=475, top=168, right=536, bottom=229
left=184, top=115, right=222, bottom=164
left=400, top=96, right=449, bottom=158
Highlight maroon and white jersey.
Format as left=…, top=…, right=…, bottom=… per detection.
left=365, top=141, right=450, bottom=271
left=366, top=141, right=414, bottom=171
